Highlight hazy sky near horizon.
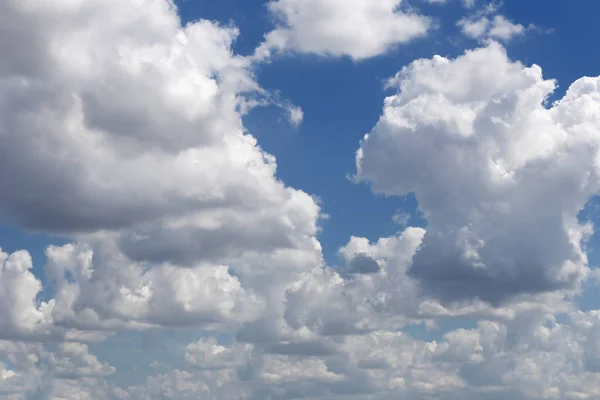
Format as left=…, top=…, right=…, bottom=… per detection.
left=2, top=0, right=600, bottom=399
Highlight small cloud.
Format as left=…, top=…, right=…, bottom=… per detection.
left=287, top=105, right=304, bottom=127
left=457, top=4, right=531, bottom=42
left=253, top=0, right=431, bottom=61
left=488, top=15, right=526, bottom=41
left=392, top=211, right=411, bottom=227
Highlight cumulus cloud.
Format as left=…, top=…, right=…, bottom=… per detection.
left=356, top=42, right=600, bottom=305
left=32, top=311, right=593, bottom=399
left=0, top=0, right=325, bottom=337
left=457, top=3, right=531, bottom=42
left=459, top=14, right=527, bottom=41
left=253, top=0, right=431, bottom=61
left=0, top=0, right=320, bottom=255
left=0, top=249, right=56, bottom=341
left=44, top=241, right=266, bottom=331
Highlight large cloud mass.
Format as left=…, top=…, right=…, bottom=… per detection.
left=356, top=42, right=600, bottom=305
left=0, top=0, right=324, bottom=334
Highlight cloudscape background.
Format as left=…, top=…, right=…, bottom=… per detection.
left=2, top=0, right=600, bottom=399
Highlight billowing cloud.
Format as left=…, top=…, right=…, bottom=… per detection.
left=0, top=249, right=55, bottom=341
left=0, top=0, right=324, bottom=338
left=459, top=15, right=527, bottom=41
left=457, top=3, right=531, bottom=42
left=0, top=0, right=320, bottom=268
left=356, top=42, right=600, bottom=305
left=254, top=0, right=431, bottom=61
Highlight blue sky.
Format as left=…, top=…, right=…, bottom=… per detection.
left=3, top=1, right=600, bottom=399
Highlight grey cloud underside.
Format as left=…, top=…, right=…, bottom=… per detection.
left=349, top=253, right=381, bottom=274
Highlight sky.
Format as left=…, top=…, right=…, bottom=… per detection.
left=2, top=0, right=600, bottom=399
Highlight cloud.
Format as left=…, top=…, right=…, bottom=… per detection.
left=286, top=105, right=304, bottom=127
left=0, top=0, right=325, bottom=339
left=253, top=0, right=431, bottom=61
left=0, top=249, right=56, bottom=341
left=458, top=15, right=527, bottom=41
left=0, top=0, right=320, bottom=263
left=356, top=42, right=600, bottom=305
left=457, top=4, right=531, bottom=42
left=44, top=241, right=265, bottom=331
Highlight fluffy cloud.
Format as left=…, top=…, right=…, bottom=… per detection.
left=254, top=0, right=430, bottom=61
left=44, top=241, right=265, bottom=331
left=0, top=339, right=121, bottom=399
left=0, top=0, right=324, bottom=337
left=457, top=4, right=530, bottom=42
left=459, top=15, right=527, bottom=41
left=356, top=42, right=600, bottom=305
left=0, top=0, right=320, bottom=261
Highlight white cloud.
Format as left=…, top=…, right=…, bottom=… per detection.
left=0, top=0, right=325, bottom=338
left=254, top=0, right=431, bottom=61
left=392, top=211, right=411, bottom=226
left=0, top=0, right=320, bottom=254
left=356, top=42, right=600, bottom=305
left=457, top=2, right=530, bottom=42
left=458, top=15, right=491, bottom=38
left=287, top=105, right=304, bottom=127
left=459, top=14, right=526, bottom=41
left=44, top=241, right=265, bottom=331
left=0, top=249, right=55, bottom=340
left=488, top=15, right=526, bottom=40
